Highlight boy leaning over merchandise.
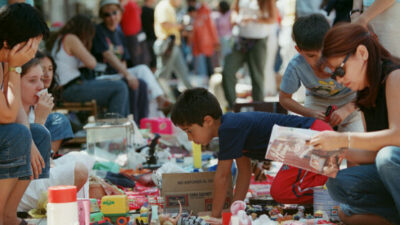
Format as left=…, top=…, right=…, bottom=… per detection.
left=170, top=88, right=333, bottom=219
left=279, top=14, right=364, bottom=133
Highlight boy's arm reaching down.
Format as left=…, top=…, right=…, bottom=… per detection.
left=211, top=159, right=233, bottom=218
left=232, top=156, right=252, bottom=202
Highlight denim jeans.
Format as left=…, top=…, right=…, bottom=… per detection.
left=194, top=54, right=213, bottom=77
left=30, top=124, right=51, bottom=179
left=0, top=123, right=32, bottom=179
left=45, top=113, right=74, bottom=142
left=326, top=146, right=400, bottom=224
left=62, top=79, right=130, bottom=117
left=125, top=78, right=149, bottom=124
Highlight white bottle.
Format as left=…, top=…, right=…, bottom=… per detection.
left=47, top=185, right=79, bottom=225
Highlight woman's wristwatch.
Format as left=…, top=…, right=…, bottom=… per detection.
left=9, top=66, right=22, bottom=74
left=350, top=9, right=363, bottom=16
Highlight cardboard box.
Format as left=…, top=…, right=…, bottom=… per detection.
left=161, top=172, right=232, bottom=213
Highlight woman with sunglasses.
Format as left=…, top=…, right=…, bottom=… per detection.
left=310, top=23, right=400, bottom=224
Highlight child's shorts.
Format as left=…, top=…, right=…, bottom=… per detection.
left=0, top=123, right=32, bottom=180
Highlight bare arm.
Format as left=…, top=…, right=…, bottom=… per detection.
left=160, top=22, right=182, bottom=31
left=0, top=70, right=21, bottom=123
left=102, top=51, right=130, bottom=79
left=311, top=70, right=400, bottom=152
left=102, top=50, right=139, bottom=89
left=232, top=156, right=251, bottom=202
left=211, top=159, right=233, bottom=218
left=65, top=34, right=97, bottom=70
left=328, top=101, right=360, bottom=128
left=353, top=0, right=395, bottom=26
left=279, top=91, right=325, bottom=120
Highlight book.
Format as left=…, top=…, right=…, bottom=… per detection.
left=265, top=125, right=346, bottom=178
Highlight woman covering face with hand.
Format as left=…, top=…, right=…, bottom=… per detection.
left=310, top=23, right=400, bottom=225
left=0, top=3, right=50, bottom=225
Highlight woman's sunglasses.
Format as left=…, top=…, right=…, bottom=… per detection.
left=330, top=53, right=350, bottom=80
left=102, top=10, right=118, bottom=18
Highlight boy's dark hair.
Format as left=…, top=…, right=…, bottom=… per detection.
left=292, top=13, right=330, bottom=51
left=171, top=88, right=222, bottom=126
left=0, top=3, right=49, bottom=49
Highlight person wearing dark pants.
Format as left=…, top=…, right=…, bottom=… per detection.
left=222, top=0, right=277, bottom=109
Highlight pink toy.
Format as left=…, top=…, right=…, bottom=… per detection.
left=140, top=118, right=173, bottom=134
left=77, top=199, right=91, bottom=225
left=230, top=201, right=251, bottom=225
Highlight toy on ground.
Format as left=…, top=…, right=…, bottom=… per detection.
left=100, top=195, right=130, bottom=225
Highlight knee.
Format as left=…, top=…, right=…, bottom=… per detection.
left=8, top=124, right=32, bottom=150
left=74, top=162, right=89, bottom=192
left=338, top=208, right=352, bottom=224
left=30, top=124, right=51, bottom=153
left=376, top=146, right=400, bottom=175
left=116, top=80, right=130, bottom=95
left=326, top=177, right=346, bottom=202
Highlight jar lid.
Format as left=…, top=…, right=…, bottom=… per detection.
left=48, top=185, right=77, bottom=203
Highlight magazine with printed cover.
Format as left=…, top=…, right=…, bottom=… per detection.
left=265, top=125, right=346, bottom=178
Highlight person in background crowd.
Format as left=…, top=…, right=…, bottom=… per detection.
left=213, top=1, right=232, bottom=67
left=321, top=0, right=353, bottom=25
left=153, top=0, right=193, bottom=90
left=46, top=15, right=132, bottom=118
left=351, top=0, right=400, bottom=58
left=93, top=0, right=172, bottom=117
left=191, top=1, right=219, bottom=77
left=141, top=0, right=157, bottom=69
left=120, top=0, right=151, bottom=66
left=222, top=0, right=277, bottom=109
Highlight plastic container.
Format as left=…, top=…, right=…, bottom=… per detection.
left=84, top=117, right=135, bottom=167
left=313, top=186, right=340, bottom=222
left=47, top=185, right=79, bottom=225
left=140, top=118, right=173, bottom=135
left=192, top=142, right=202, bottom=169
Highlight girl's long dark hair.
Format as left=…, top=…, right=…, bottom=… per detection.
left=46, top=14, right=95, bottom=53
left=35, top=51, right=58, bottom=94
left=321, top=23, right=400, bottom=108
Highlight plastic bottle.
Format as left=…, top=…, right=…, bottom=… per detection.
left=150, top=205, right=160, bottom=225
left=47, top=185, right=79, bottom=225
left=192, top=142, right=202, bottom=169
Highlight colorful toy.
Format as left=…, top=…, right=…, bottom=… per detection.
left=140, top=118, right=173, bottom=135
left=137, top=204, right=149, bottom=225
left=100, top=195, right=130, bottom=225
left=78, top=199, right=91, bottom=225
left=89, top=198, right=106, bottom=225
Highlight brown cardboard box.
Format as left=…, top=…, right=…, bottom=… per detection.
left=161, top=172, right=232, bottom=213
